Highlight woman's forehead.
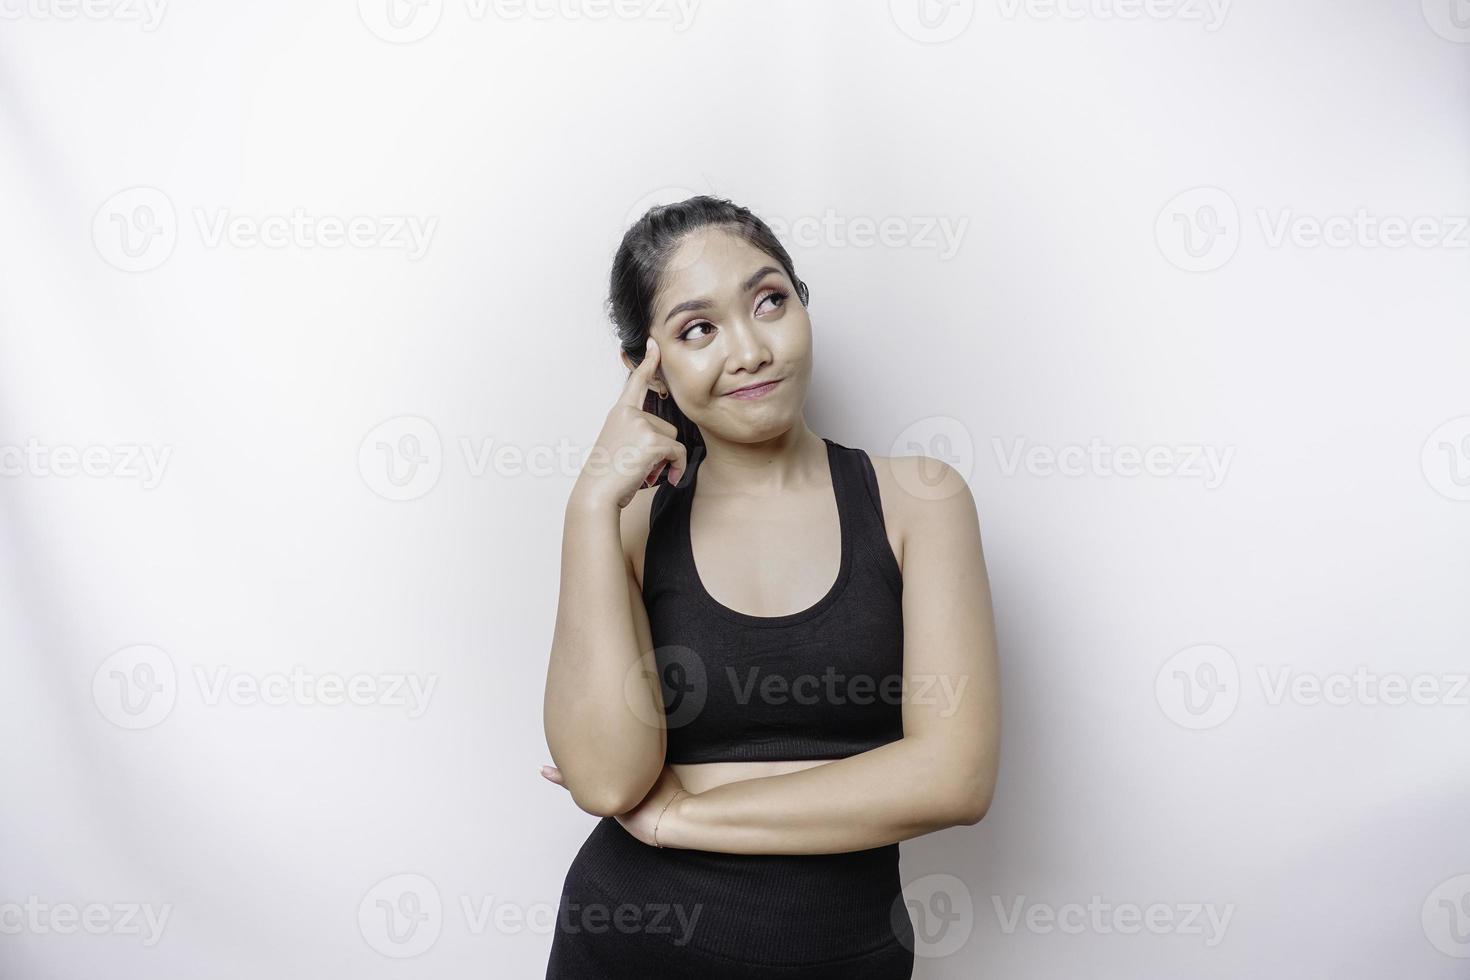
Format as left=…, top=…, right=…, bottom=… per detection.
left=657, top=231, right=772, bottom=305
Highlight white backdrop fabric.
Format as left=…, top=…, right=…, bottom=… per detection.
left=2, top=1, right=1468, bottom=977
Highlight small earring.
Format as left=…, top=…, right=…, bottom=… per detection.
left=657, top=388, right=669, bottom=400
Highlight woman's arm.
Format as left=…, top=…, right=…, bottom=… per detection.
left=543, top=345, right=689, bottom=818
left=658, top=457, right=1001, bottom=855
left=543, top=493, right=668, bottom=818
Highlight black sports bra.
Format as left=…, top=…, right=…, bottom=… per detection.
left=641, top=437, right=906, bottom=764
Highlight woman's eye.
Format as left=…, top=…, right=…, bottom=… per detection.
left=677, top=290, right=787, bottom=341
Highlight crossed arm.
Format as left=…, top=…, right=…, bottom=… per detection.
left=543, top=456, right=1001, bottom=854
left=654, top=458, right=1000, bottom=854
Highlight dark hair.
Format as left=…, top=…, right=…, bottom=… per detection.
left=607, top=195, right=810, bottom=465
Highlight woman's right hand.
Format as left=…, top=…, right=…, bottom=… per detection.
left=573, top=337, right=689, bottom=512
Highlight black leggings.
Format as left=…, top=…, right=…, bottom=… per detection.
left=545, top=817, right=915, bottom=978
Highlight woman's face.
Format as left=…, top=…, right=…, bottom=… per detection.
left=644, top=227, right=812, bottom=443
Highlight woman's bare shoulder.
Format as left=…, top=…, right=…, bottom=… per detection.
left=866, top=451, right=975, bottom=568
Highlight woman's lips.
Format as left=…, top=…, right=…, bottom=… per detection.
left=725, top=379, right=782, bottom=399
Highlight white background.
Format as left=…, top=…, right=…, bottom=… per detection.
left=1, top=0, right=1468, bottom=976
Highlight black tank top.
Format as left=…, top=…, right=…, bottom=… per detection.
left=641, top=436, right=906, bottom=764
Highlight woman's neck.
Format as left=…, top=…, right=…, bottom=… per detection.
left=694, top=427, right=827, bottom=497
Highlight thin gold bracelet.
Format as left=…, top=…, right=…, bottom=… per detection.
left=653, top=790, right=686, bottom=849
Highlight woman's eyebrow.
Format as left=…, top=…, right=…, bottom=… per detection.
left=661, top=265, right=782, bottom=325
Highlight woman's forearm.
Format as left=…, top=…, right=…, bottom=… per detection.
left=657, top=735, right=987, bottom=855
left=543, top=492, right=665, bottom=817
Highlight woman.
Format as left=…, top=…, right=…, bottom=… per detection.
left=541, top=195, right=1000, bottom=978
